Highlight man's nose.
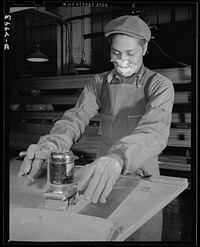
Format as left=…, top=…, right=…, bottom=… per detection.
left=120, top=53, right=127, bottom=61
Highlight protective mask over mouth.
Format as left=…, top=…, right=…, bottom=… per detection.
left=111, top=58, right=139, bottom=77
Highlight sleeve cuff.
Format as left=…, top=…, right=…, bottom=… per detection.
left=106, top=153, right=125, bottom=173
left=38, top=135, right=71, bottom=151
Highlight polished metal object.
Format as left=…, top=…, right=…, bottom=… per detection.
left=43, top=151, right=77, bottom=208
left=48, top=151, right=74, bottom=186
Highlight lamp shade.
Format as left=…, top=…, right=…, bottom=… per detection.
left=19, top=64, right=32, bottom=77
left=27, top=44, right=49, bottom=62
left=74, top=51, right=90, bottom=71
left=74, top=61, right=91, bottom=71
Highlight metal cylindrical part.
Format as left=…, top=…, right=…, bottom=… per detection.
left=48, top=151, right=74, bottom=185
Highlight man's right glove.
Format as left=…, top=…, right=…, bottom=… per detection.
left=18, top=141, right=59, bottom=182
left=77, top=156, right=122, bottom=204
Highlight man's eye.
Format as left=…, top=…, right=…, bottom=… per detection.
left=127, top=53, right=136, bottom=56
left=112, top=50, right=120, bottom=56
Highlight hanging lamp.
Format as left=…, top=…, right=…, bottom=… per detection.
left=27, top=9, right=49, bottom=63
left=74, top=51, right=90, bottom=71
left=74, top=11, right=90, bottom=72
left=19, top=63, right=32, bottom=77
left=27, top=44, right=49, bottom=62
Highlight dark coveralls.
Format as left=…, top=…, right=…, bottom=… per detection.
left=39, top=64, right=175, bottom=240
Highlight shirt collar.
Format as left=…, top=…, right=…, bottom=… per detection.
left=107, top=64, right=145, bottom=87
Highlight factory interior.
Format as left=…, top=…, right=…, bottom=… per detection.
left=5, top=2, right=197, bottom=243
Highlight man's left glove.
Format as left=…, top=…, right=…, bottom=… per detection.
left=76, top=156, right=122, bottom=204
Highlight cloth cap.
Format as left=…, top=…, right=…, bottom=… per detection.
left=104, top=15, right=151, bottom=42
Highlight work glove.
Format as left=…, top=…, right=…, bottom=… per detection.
left=76, top=156, right=122, bottom=204
left=18, top=141, right=59, bottom=182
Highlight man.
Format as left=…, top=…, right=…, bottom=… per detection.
left=18, top=15, right=174, bottom=240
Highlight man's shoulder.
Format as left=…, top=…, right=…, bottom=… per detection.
left=145, top=67, right=172, bottom=83
left=144, top=67, right=174, bottom=96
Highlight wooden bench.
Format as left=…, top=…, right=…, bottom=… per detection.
left=9, top=67, right=191, bottom=179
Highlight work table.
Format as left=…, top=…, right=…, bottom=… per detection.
left=9, top=160, right=188, bottom=241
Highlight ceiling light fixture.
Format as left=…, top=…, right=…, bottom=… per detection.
left=74, top=8, right=90, bottom=72
left=19, top=63, right=32, bottom=77
left=74, top=51, right=90, bottom=71
left=27, top=44, right=49, bottom=62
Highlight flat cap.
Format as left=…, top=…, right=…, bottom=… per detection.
left=104, top=15, right=151, bottom=42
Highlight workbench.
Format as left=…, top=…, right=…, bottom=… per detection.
left=9, top=160, right=188, bottom=241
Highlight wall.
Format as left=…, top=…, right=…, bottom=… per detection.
left=7, top=3, right=196, bottom=78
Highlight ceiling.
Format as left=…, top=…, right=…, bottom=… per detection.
left=9, top=7, right=36, bottom=13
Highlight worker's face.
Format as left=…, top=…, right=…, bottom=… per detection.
left=110, top=34, right=148, bottom=77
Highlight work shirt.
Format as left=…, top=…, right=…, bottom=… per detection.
left=38, top=64, right=175, bottom=177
